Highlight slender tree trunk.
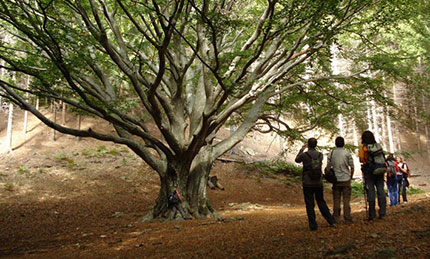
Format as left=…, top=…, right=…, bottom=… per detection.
left=386, top=108, right=395, bottom=153
left=35, top=98, right=39, bottom=110
left=422, top=96, right=430, bottom=162
left=23, top=110, right=28, bottom=134
left=395, top=126, right=402, bottom=152
left=23, top=75, right=30, bottom=134
left=366, top=99, right=373, bottom=132
left=353, top=123, right=359, bottom=147
left=425, top=124, right=430, bottom=163
left=414, top=105, right=422, bottom=151
left=62, top=101, right=66, bottom=125
left=77, top=114, right=82, bottom=141
left=381, top=109, right=387, bottom=148
left=52, top=101, right=57, bottom=141
left=5, top=103, right=13, bottom=153
left=371, top=100, right=380, bottom=142
left=392, top=84, right=401, bottom=151
left=338, top=113, right=344, bottom=136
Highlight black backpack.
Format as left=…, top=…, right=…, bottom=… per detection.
left=324, top=151, right=337, bottom=184
left=305, top=152, right=323, bottom=180
left=168, top=191, right=180, bottom=204
left=386, top=160, right=396, bottom=178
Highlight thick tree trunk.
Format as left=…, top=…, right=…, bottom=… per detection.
left=142, top=149, right=215, bottom=221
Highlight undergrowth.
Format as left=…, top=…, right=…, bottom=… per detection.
left=248, top=160, right=302, bottom=177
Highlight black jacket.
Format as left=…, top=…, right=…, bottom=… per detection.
left=295, top=148, right=323, bottom=187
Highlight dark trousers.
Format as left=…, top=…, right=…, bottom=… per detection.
left=169, top=203, right=186, bottom=219
left=303, top=186, right=335, bottom=230
left=332, top=181, right=352, bottom=222
left=364, top=169, right=386, bottom=219
left=397, top=176, right=408, bottom=203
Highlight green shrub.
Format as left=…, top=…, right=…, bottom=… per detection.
left=249, top=160, right=302, bottom=177
left=351, top=180, right=365, bottom=197
left=407, top=186, right=425, bottom=195
left=17, top=166, right=29, bottom=175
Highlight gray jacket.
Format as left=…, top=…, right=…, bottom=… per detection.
left=295, top=148, right=323, bottom=187
left=327, top=147, right=354, bottom=182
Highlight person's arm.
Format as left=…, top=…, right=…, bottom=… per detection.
left=358, top=144, right=367, bottom=164
left=327, top=151, right=332, bottom=165
left=348, top=153, right=354, bottom=179
left=295, top=144, right=306, bottom=163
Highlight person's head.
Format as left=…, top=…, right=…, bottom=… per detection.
left=396, top=156, right=403, bottom=163
left=335, top=136, right=345, bottom=148
left=361, top=130, right=376, bottom=145
left=387, top=153, right=394, bottom=161
left=307, top=138, right=317, bottom=149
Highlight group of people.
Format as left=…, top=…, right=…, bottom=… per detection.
left=385, top=154, right=410, bottom=206
left=295, top=130, right=410, bottom=231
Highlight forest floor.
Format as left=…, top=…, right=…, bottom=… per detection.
left=0, top=111, right=430, bottom=258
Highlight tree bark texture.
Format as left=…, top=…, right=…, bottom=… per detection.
left=143, top=152, right=214, bottom=220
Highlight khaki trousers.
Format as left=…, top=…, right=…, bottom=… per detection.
left=332, top=181, right=352, bottom=222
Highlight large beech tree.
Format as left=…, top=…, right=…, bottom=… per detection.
left=0, top=0, right=405, bottom=219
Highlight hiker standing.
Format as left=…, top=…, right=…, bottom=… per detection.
left=358, top=130, right=387, bottom=220
left=386, top=154, right=398, bottom=206
left=295, top=138, right=336, bottom=231
left=328, top=137, right=355, bottom=223
left=396, top=157, right=410, bottom=204
left=168, top=189, right=188, bottom=220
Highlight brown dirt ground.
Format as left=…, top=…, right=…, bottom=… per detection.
left=1, top=110, right=430, bottom=258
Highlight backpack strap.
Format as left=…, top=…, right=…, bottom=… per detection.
left=305, top=152, right=322, bottom=160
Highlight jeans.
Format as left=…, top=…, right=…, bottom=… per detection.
left=386, top=176, right=398, bottom=206
left=363, top=165, right=386, bottom=219
left=332, top=181, right=352, bottom=222
left=303, top=186, right=335, bottom=230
